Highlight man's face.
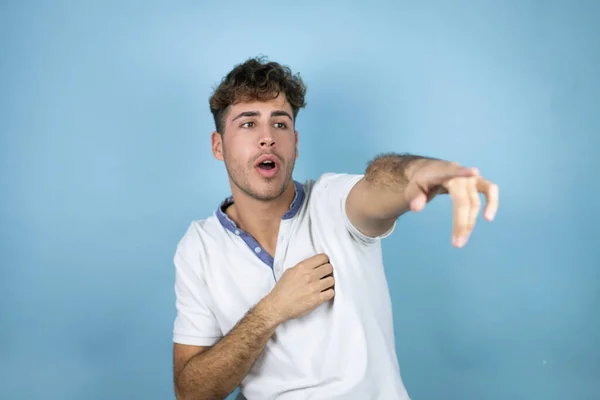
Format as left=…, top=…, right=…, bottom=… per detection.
left=212, top=94, right=298, bottom=201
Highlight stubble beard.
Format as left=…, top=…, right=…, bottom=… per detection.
left=224, top=148, right=296, bottom=202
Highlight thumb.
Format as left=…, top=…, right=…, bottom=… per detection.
left=405, top=181, right=428, bottom=212
left=409, top=192, right=427, bottom=212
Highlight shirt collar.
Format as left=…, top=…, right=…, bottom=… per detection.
left=216, top=180, right=305, bottom=232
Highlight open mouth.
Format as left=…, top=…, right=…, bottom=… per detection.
left=254, top=156, right=279, bottom=178
left=257, top=160, right=276, bottom=170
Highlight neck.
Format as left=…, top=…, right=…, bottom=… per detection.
left=226, top=181, right=297, bottom=252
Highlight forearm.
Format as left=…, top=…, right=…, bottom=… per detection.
left=175, top=300, right=279, bottom=400
left=361, top=153, right=433, bottom=219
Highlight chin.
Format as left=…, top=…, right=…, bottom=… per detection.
left=249, top=179, right=289, bottom=201
left=227, top=164, right=293, bottom=202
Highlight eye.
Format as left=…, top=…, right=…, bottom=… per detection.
left=274, top=122, right=287, bottom=129
left=241, top=121, right=255, bottom=128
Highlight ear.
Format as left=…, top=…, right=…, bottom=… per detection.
left=211, top=131, right=224, bottom=161
left=294, top=130, right=299, bottom=159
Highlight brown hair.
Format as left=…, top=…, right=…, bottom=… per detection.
left=209, top=56, right=307, bottom=134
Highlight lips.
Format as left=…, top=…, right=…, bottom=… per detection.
left=254, top=154, right=280, bottom=179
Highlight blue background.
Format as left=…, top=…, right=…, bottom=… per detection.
left=1, top=1, right=599, bottom=399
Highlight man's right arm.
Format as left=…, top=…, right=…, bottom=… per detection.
left=173, top=253, right=335, bottom=400
left=173, top=300, right=279, bottom=400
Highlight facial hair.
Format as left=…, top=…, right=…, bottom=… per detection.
left=223, top=145, right=296, bottom=202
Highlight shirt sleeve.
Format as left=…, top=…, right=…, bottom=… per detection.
left=172, top=250, right=222, bottom=346
left=314, top=172, right=396, bottom=246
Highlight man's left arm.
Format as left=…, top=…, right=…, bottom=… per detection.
left=346, top=153, right=500, bottom=248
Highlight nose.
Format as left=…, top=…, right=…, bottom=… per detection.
left=259, top=135, right=275, bottom=148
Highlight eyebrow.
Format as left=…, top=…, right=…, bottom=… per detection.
left=231, top=110, right=293, bottom=122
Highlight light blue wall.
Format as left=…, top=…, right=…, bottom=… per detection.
left=1, top=1, right=598, bottom=399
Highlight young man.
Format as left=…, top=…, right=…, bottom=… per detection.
left=172, top=57, right=499, bottom=400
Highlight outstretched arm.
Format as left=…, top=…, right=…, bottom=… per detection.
left=346, top=153, right=499, bottom=247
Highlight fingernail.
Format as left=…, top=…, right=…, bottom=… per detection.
left=454, top=236, right=466, bottom=247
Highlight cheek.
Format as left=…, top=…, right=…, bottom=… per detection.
left=223, top=136, right=254, bottom=162
left=278, top=132, right=296, bottom=147
left=285, top=135, right=298, bottom=156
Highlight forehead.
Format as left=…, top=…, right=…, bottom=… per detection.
left=226, top=93, right=292, bottom=120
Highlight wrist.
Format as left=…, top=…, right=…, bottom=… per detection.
left=254, top=296, right=284, bottom=329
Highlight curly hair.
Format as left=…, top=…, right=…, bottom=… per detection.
left=209, top=57, right=307, bottom=134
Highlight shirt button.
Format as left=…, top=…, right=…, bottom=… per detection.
left=254, top=247, right=262, bottom=253
left=234, top=229, right=240, bottom=235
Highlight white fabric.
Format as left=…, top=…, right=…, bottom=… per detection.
left=173, top=172, right=410, bottom=400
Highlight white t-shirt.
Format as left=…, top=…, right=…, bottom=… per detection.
left=173, top=173, right=410, bottom=400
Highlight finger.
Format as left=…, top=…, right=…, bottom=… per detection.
left=409, top=192, right=427, bottom=212
left=319, top=288, right=335, bottom=302
left=303, top=253, right=329, bottom=269
left=477, top=178, right=499, bottom=221
left=404, top=180, right=428, bottom=212
left=466, top=181, right=481, bottom=241
left=313, top=263, right=333, bottom=279
left=317, top=276, right=335, bottom=292
left=425, top=162, right=479, bottom=186
left=449, top=185, right=471, bottom=247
